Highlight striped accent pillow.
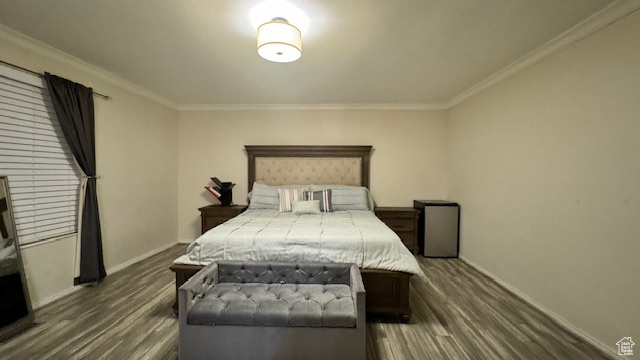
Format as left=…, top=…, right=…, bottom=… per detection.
left=277, top=188, right=305, bottom=212
left=304, top=189, right=332, bottom=212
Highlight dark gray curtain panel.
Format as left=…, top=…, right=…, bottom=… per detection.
left=44, top=73, right=106, bottom=284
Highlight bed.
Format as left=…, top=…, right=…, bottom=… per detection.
left=170, top=145, right=423, bottom=321
left=0, top=240, right=18, bottom=278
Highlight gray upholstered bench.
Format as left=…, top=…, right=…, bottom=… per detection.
left=178, top=261, right=366, bottom=360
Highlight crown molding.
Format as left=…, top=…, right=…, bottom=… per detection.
left=0, top=24, right=177, bottom=109
left=2, top=0, right=637, bottom=113
left=446, top=0, right=640, bottom=109
left=178, top=103, right=449, bottom=112
left=185, top=0, right=640, bottom=112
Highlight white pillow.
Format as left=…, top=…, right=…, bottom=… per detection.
left=309, top=185, right=374, bottom=211
left=303, top=189, right=332, bottom=212
left=292, top=200, right=321, bottom=215
left=248, top=182, right=309, bottom=210
left=248, top=182, right=279, bottom=210
left=278, top=188, right=305, bottom=212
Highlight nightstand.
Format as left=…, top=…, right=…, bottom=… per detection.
left=198, top=204, right=248, bottom=234
left=374, top=207, right=420, bottom=254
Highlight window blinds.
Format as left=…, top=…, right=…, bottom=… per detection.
left=0, top=66, right=81, bottom=245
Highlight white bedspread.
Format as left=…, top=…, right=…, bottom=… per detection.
left=175, top=209, right=423, bottom=276
left=0, top=245, right=18, bottom=278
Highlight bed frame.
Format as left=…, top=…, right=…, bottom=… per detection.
left=170, top=145, right=412, bottom=321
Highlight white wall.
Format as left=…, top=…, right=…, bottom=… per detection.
left=177, top=109, right=448, bottom=241
left=447, top=10, right=640, bottom=353
left=0, top=29, right=179, bottom=306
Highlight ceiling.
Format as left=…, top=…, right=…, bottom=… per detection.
left=0, top=0, right=614, bottom=107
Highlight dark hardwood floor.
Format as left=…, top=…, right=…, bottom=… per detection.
left=0, top=245, right=612, bottom=360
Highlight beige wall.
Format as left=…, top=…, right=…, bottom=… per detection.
left=3, top=8, right=636, bottom=353
left=447, top=10, right=640, bottom=353
left=0, top=30, right=179, bottom=306
left=178, top=109, right=448, bottom=241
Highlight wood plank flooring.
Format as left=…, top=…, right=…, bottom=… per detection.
left=0, top=245, right=612, bottom=360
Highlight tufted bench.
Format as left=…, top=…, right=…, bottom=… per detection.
left=178, top=261, right=365, bottom=360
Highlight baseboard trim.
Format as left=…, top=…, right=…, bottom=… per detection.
left=459, top=255, right=622, bottom=360
left=32, top=241, right=179, bottom=309
left=31, top=283, right=83, bottom=310
left=107, top=241, right=178, bottom=275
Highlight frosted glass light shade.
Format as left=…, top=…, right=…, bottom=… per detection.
left=257, top=19, right=302, bottom=63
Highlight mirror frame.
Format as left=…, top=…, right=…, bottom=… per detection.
left=0, top=176, right=34, bottom=341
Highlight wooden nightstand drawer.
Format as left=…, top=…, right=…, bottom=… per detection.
left=395, top=230, right=416, bottom=245
left=374, top=207, right=419, bottom=254
left=198, top=205, right=248, bottom=234
left=375, top=211, right=415, bottom=219
left=203, top=217, right=229, bottom=230
left=381, top=218, right=414, bottom=232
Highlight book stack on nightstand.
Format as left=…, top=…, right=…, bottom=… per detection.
left=374, top=207, right=420, bottom=254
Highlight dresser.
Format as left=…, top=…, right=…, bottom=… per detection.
left=198, top=204, right=248, bottom=234
left=374, top=207, right=420, bottom=254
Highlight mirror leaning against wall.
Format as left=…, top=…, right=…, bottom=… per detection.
left=0, top=176, right=34, bottom=341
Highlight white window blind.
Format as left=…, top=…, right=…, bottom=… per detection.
left=0, top=65, right=81, bottom=245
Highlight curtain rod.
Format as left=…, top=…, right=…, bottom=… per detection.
left=0, top=59, right=111, bottom=100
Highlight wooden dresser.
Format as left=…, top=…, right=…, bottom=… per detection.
left=374, top=207, right=420, bottom=254
left=198, top=204, right=248, bottom=234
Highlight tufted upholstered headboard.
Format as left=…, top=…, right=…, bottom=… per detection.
left=245, top=145, right=372, bottom=192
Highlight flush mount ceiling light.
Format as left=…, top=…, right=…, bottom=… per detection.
left=257, top=17, right=302, bottom=63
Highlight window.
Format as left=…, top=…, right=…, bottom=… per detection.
left=0, top=65, right=81, bottom=245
